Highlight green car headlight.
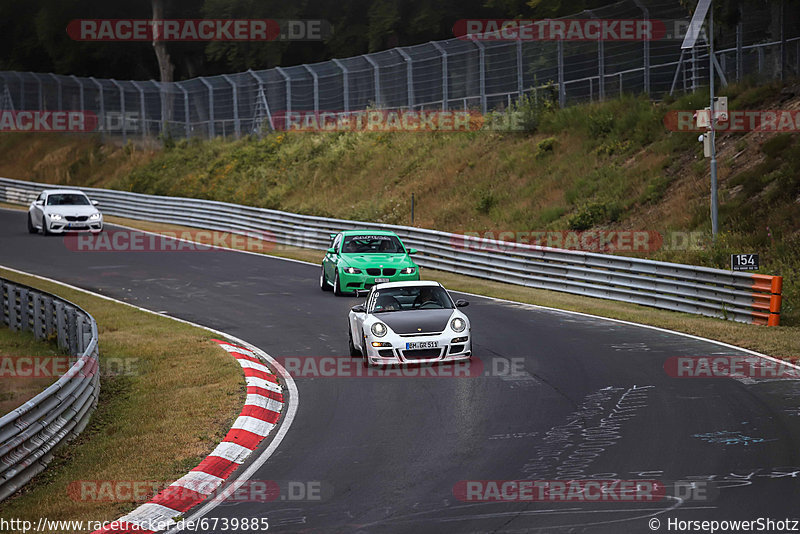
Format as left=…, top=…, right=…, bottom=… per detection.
left=343, top=267, right=362, bottom=274
left=371, top=322, right=388, bottom=337
left=400, top=267, right=416, bottom=275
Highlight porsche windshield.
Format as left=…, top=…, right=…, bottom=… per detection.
left=46, top=194, right=90, bottom=206
left=342, top=235, right=404, bottom=254
left=372, top=286, right=453, bottom=312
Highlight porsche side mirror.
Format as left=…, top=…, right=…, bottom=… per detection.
left=455, top=299, right=469, bottom=308
left=351, top=304, right=366, bottom=313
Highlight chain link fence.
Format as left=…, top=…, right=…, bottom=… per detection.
left=0, top=0, right=798, bottom=142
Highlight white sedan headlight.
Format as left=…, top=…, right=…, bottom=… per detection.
left=451, top=317, right=466, bottom=333
left=371, top=322, right=388, bottom=337
left=89, top=213, right=101, bottom=220
left=49, top=214, right=62, bottom=221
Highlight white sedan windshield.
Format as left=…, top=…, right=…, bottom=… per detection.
left=47, top=194, right=90, bottom=206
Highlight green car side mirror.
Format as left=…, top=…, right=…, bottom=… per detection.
left=327, top=247, right=337, bottom=254
left=407, top=248, right=418, bottom=255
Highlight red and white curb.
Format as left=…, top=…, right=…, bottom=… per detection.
left=93, top=340, right=284, bottom=534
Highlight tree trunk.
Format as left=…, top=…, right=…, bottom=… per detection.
left=152, top=0, right=175, bottom=129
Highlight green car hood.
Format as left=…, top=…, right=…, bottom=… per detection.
left=339, top=253, right=414, bottom=269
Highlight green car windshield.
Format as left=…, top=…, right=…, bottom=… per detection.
left=342, top=235, right=405, bottom=254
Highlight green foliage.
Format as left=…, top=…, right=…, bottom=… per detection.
left=567, top=202, right=620, bottom=230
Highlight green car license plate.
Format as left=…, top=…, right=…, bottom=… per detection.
left=375, top=277, right=390, bottom=283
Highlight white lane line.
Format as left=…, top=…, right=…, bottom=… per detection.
left=0, top=264, right=299, bottom=531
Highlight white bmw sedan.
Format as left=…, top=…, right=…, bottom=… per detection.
left=348, top=281, right=472, bottom=367
left=27, top=189, right=103, bottom=235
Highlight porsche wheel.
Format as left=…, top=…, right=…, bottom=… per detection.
left=361, top=330, right=372, bottom=368
left=349, top=326, right=360, bottom=357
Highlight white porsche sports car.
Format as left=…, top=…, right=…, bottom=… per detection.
left=27, top=189, right=103, bottom=235
left=348, top=281, right=472, bottom=367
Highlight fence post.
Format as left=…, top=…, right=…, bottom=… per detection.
left=332, top=59, right=349, bottom=112
left=736, top=20, right=743, bottom=82
left=12, top=71, right=24, bottom=109
left=557, top=39, right=566, bottom=108
left=431, top=42, right=448, bottom=109
left=177, top=82, right=189, bottom=138
left=396, top=48, right=414, bottom=109
left=222, top=74, right=240, bottom=138
left=110, top=79, right=126, bottom=144
left=302, top=65, right=319, bottom=113
left=468, top=36, right=486, bottom=113
left=69, top=75, right=84, bottom=116
left=49, top=74, right=62, bottom=110
left=516, top=37, right=523, bottom=98
left=90, top=77, right=105, bottom=141
left=632, top=0, right=650, bottom=96
left=275, top=67, right=291, bottom=114
left=33, top=73, right=44, bottom=110
left=130, top=81, right=147, bottom=140
left=363, top=55, right=381, bottom=107
left=199, top=77, right=215, bottom=138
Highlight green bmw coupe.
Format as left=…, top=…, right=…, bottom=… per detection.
left=320, top=230, right=421, bottom=295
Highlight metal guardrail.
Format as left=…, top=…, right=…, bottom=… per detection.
left=0, top=276, right=100, bottom=502
left=0, top=176, right=783, bottom=326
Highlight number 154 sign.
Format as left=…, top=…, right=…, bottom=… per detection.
left=731, top=254, right=759, bottom=271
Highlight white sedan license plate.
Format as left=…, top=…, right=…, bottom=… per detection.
left=406, top=341, right=439, bottom=350
left=375, top=277, right=390, bottom=283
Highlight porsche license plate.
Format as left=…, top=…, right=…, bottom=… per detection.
left=406, top=341, right=439, bottom=350
left=375, top=278, right=390, bottom=283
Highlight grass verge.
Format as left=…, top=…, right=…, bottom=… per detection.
left=0, top=328, right=64, bottom=415
left=0, top=267, right=244, bottom=528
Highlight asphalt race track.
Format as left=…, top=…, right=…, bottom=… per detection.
left=2, top=208, right=799, bottom=534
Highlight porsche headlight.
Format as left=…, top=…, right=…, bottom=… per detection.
left=343, top=267, right=362, bottom=274
left=89, top=213, right=101, bottom=220
left=371, top=322, right=388, bottom=337
left=451, top=317, right=466, bottom=333
left=400, top=267, right=416, bottom=275
left=49, top=214, right=62, bottom=221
